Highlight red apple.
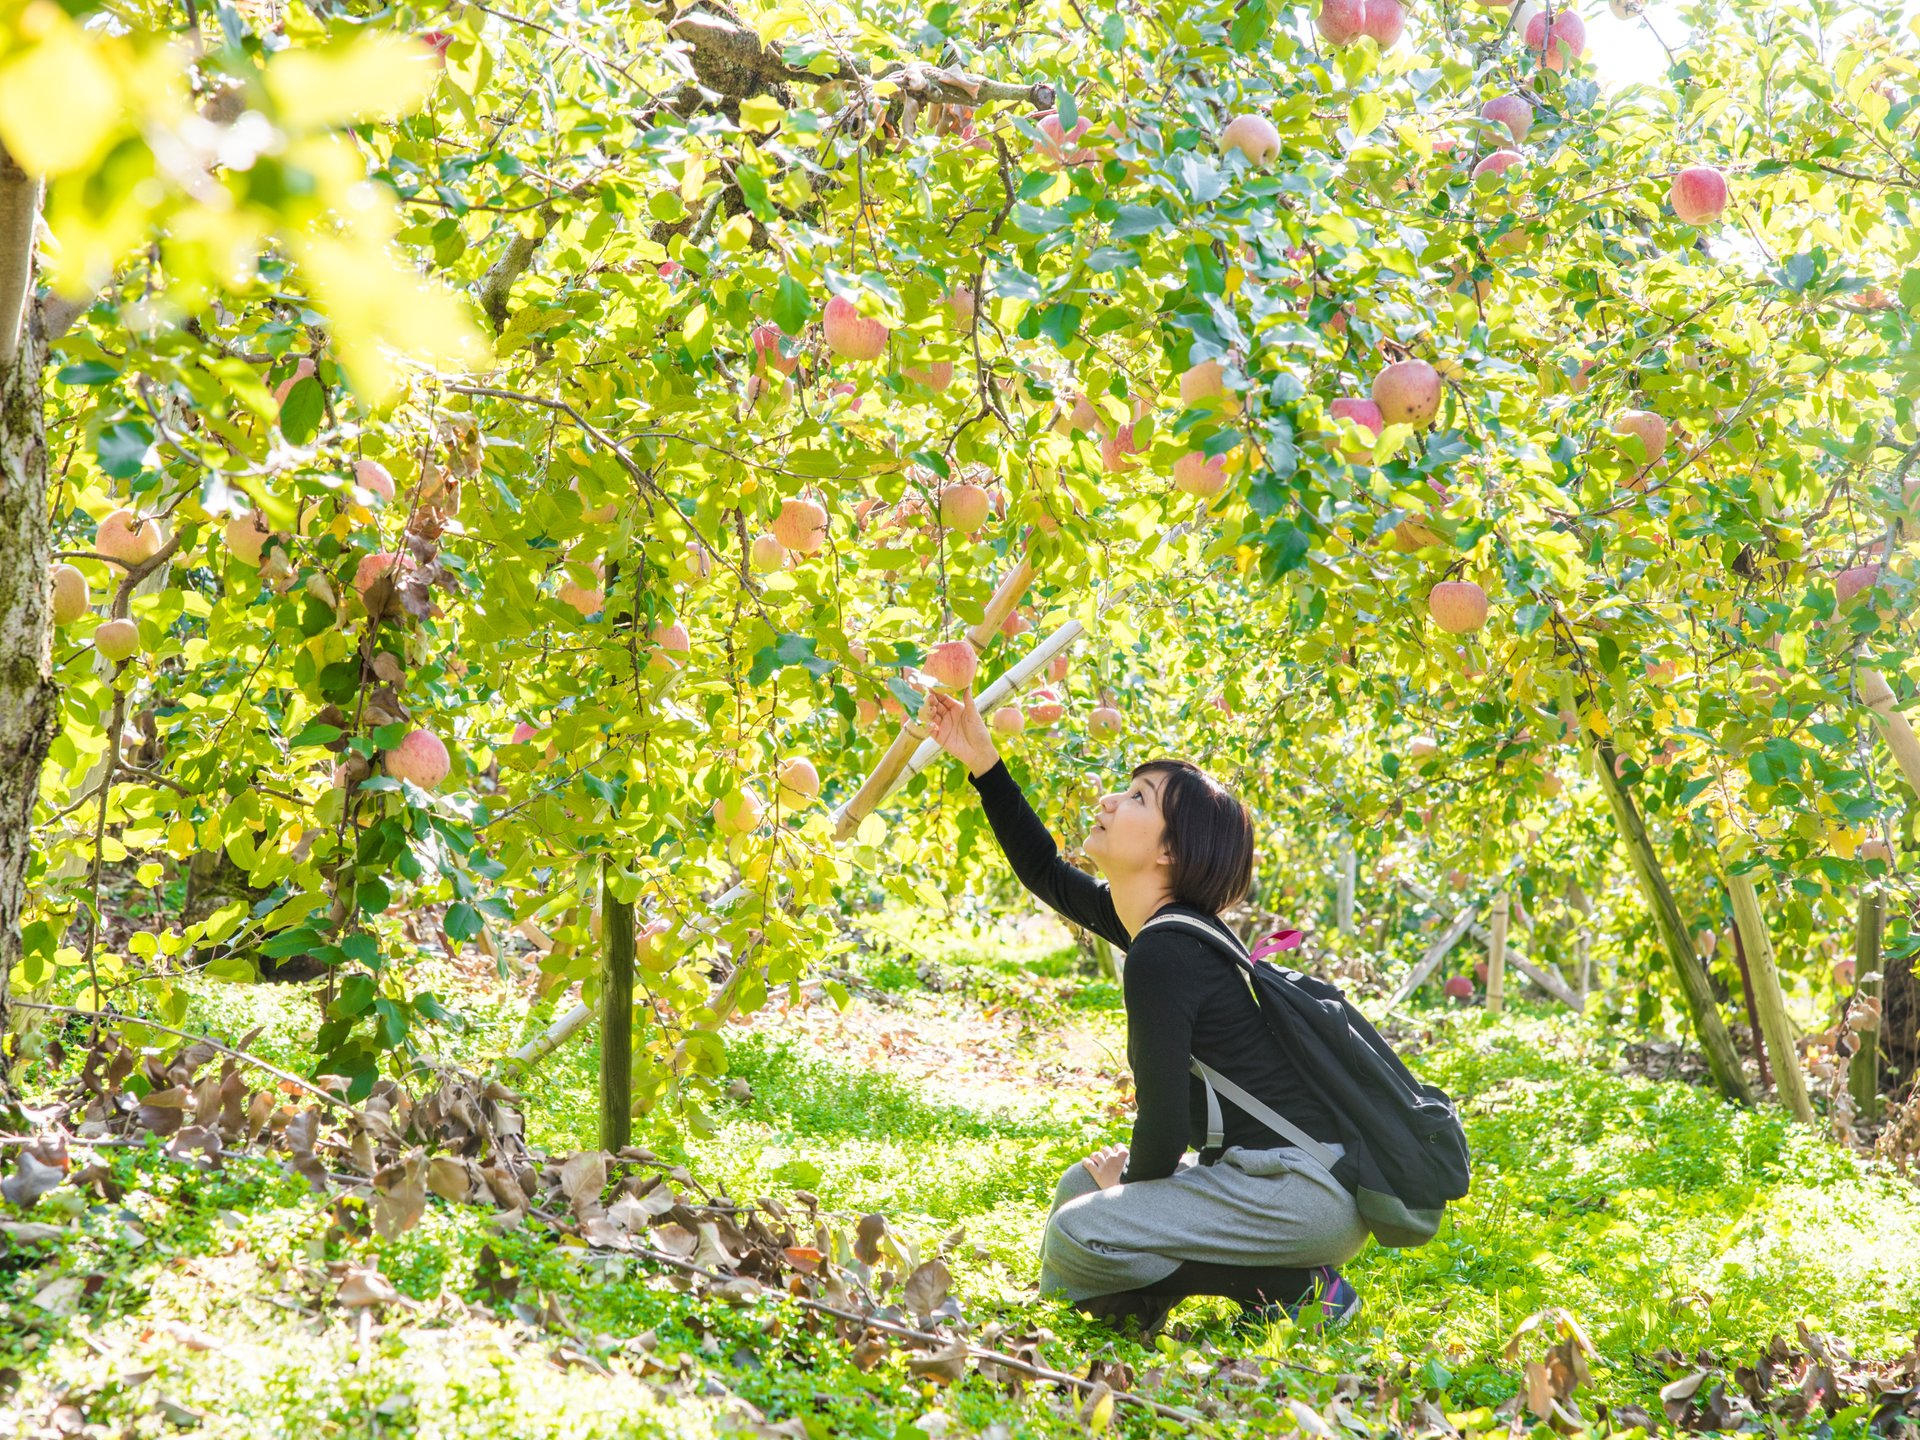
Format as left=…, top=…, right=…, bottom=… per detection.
left=1317, top=0, right=1365, bottom=42
left=1372, top=360, right=1443, bottom=427
left=1669, top=165, right=1728, bottom=225
left=1049, top=654, right=1071, bottom=682
left=751, top=323, right=799, bottom=376
left=385, top=728, right=451, bottom=789
left=924, top=640, right=979, bottom=690
left=95, top=617, right=139, bottom=663
left=712, top=788, right=765, bottom=835
left=750, top=532, right=785, bottom=572
left=1429, top=580, right=1489, bottom=634
left=49, top=563, right=89, bottom=625
left=1034, top=109, right=1095, bottom=166
left=1408, top=735, right=1439, bottom=760
left=1610, top=409, right=1668, bottom=465
left=777, top=756, right=820, bottom=804
left=822, top=295, right=888, bottom=361
left=992, top=706, right=1025, bottom=735
left=273, top=356, right=317, bottom=407
left=1173, top=450, right=1230, bottom=496
left=1443, top=975, right=1475, bottom=1003
left=649, top=620, right=690, bottom=664
left=1362, top=0, right=1406, bottom=46
left=1481, top=94, right=1533, bottom=143
left=904, top=359, right=955, bottom=391
left=226, top=513, right=273, bottom=567
left=938, top=482, right=991, bottom=534
left=1220, top=114, right=1281, bottom=165
left=1329, top=396, right=1385, bottom=461
left=354, top=551, right=399, bottom=600
left=1835, top=563, right=1882, bottom=605
left=96, top=508, right=162, bottom=565
left=773, top=497, right=830, bottom=553
left=1027, top=688, right=1065, bottom=725
left=1471, top=148, right=1523, bottom=181
left=1525, top=8, right=1586, bottom=71
left=1089, top=704, right=1123, bottom=737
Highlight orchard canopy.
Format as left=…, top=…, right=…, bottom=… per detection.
left=3, top=0, right=1919, bottom=1117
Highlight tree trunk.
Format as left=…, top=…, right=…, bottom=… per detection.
left=598, top=866, right=635, bottom=1151
left=1725, top=871, right=1814, bottom=1123
left=1850, top=889, right=1884, bottom=1122
left=1592, top=741, right=1754, bottom=1103
left=1486, top=891, right=1509, bottom=1017
left=0, top=145, right=54, bottom=1113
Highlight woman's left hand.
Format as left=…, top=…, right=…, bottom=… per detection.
left=1081, top=1143, right=1128, bottom=1189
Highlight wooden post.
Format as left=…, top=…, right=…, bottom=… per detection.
left=599, top=864, right=636, bottom=1151
left=1851, top=888, right=1885, bottom=1121
left=1335, top=838, right=1356, bottom=936
left=1725, top=913, right=1772, bottom=1090
left=1486, top=892, right=1510, bottom=1017
left=832, top=619, right=1084, bottom=840
left=1592, top=740, right=1754, bottom=1104
left=1397, top=878, right=1582, bottom=1008
left=1724, top=870, right=1814, bottom=1123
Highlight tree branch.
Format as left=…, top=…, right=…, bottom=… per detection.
left=476, top=213, right=550, bottom=335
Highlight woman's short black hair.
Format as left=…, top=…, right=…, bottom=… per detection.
left=1130, top=758, right=1255, bottom=915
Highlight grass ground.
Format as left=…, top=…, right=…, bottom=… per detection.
left=5, top=902, right=1920, bottom=1438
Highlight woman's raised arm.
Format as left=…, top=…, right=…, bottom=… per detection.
left=925, top=689, right=1131, bottom=949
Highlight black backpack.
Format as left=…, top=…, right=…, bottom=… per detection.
left=1137, top=909, right=1472, bottom=1247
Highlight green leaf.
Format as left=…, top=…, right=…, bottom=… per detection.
left=749, top=632, right=835, bottom=685
left=1110, top=204, right=1171, bottom=241
left=279, top=376, right=325, bottom=445
left=96, top=420, right=154, bottom=480
left=289, top=723, right=343, bottom=747
left=443, top=901, right=483, bottom=941
left=1349, top=92, right=1386, bottom=137
left=774, top=272, right=811, bottom=334
left=57, top=359, right=118, bottom=385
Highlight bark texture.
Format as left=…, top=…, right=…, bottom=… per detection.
left=0, top=145, right=53, bottom=1105
left=1592, top=741, right=1755, bottom=1103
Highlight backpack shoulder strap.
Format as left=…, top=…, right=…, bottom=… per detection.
left=1137, top=911, right=1254, bottom=971
left=1190, top=1058, right=1342, bottom=1173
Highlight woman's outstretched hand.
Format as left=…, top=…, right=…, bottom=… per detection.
left=924, top=688, right=999, bottom=778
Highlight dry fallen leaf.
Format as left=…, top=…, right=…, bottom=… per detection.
left=336, top=1264, right=400, bottom=1310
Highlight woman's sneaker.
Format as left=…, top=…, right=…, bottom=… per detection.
left=1238, top=1266, right=1362, bottom=1333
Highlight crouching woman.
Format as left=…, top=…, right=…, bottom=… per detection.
left=925, top=686, right=1367, bottom=1336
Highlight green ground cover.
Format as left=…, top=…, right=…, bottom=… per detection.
left=5, top=907, right=1918, bottom=1437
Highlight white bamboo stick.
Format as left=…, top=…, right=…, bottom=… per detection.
left=831, top=619, right=1084, bottom=840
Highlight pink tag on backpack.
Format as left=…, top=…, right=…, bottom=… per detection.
left=1249, top=928, right=1304, bottom=964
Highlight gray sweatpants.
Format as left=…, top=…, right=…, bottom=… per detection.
left=1037, top=1144, right=1370, bottom=1302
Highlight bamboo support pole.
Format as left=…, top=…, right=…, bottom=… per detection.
left=831, top=620, right=1084, bottom=841
left=1858, top=667, right=1920, bottom=795
left=1386, top=907, right=1478, bottom=1011
left=963, top=553, right=1037, bottom=652
left=1851, top=889, right=1885, bottom=1121
left=1725, top=871, right=1814, bottom=1123
left=1486, top=892, right=1510, bottom=1017
left=1592, top=741, right=1754, bottom=1104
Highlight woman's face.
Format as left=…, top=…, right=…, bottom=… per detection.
left=1084, top=771, right=1171, bottom=879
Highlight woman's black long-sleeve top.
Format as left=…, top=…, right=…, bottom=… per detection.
left=967, top=758, right=1338, bottom=1183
